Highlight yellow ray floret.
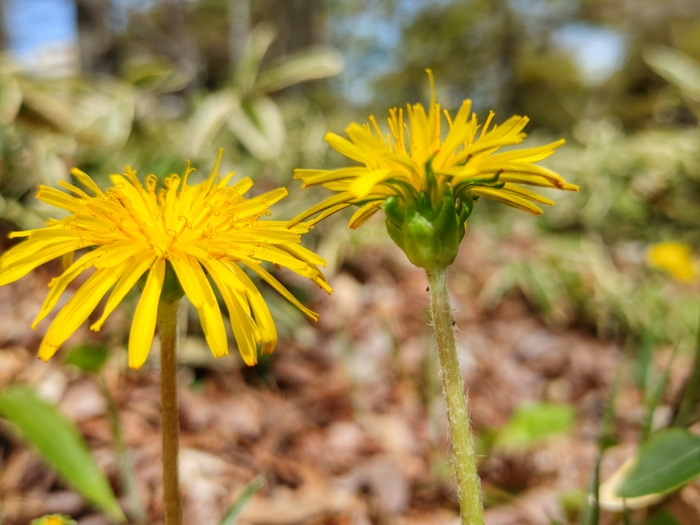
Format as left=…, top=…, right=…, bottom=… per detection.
left=0, top=151, right=331, bottom=368
left=291, top=70, right=578, bottom=227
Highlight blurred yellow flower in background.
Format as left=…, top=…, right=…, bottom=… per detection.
left=31, top=515, right=76, bottom=525
left=647, top=242, right=697, bottom=282
left=0, top=153, right=330, bottom=368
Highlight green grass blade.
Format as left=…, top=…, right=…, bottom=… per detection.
left=578, top=344, right=624, bottom=525
left=674, top=309, right=700, bottom=427
left=219, top=475, right=266, bottom=525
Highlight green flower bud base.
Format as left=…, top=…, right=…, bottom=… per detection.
left=384, top=184, right=472, bottom=271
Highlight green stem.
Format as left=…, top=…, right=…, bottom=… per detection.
left=674, top=309, right=700, bottom=428
left=158, top=299, right=182, bottom=525
left=100, top=376, right=145, bottom=524
left=426, top=268, right=484, bottom=525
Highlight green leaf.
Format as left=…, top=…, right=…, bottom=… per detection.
left=183, top=89, right=240, bottom=158
left=233, top=23, right=277, bottom=94
left=254, top=46, right=344, bottom=94
left=227, top=97, right=285, bottom=160
left=619, top=428, right=700, bottom=498
left=219, top=475, right=266, bottom=525
left=64, top=344, right=111, bottom=374
left=644, top=46, right=700, bottom=102
left=0, top=71, right=22, bottom=126
left=496, top=402, right=575, bottom=450
left=0, top=387, right=124, bottom=521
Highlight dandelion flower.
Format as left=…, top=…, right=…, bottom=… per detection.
left=292, top=70, right=578, bottom=269
left=0, top=153, right=331, bottom=368
left=291, top=71, right=579, bottom=525
left=647, top=242, right=696, bottom=282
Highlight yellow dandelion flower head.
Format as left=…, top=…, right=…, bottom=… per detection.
left=293, top=70, right=578, bottom=230
left=647, top=241, right=696, bottom=282
left=290, top=71, right=578, bottom=270
left=0, top=151, right=331, bottom=369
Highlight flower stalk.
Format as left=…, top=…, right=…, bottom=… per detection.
left=427, top=268, right=484, bottom=525
left=158, top=298, right=182, bottom=525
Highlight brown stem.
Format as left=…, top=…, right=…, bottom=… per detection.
left=158, top=299, right=182, bottom=525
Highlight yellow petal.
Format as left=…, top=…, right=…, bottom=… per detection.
left=32, top=248, right=106, bottom=329
left=289, top=191, right=355, bottom=226
left=308, top=203, right=352, bottom=227
left=345, top=123, right=386, bottom=152
left=325, top=132, right=373, bottom=164
left=275, top=244, right=332, bottom=293
left=109, top=175, right=158, bottom=227
left=1, top=236, right=65, bottom=268
left=227, top=263, right=277, bottom=355
left=486, top=139, right=565, bottom=164
left=349, top=170, right=394, bottom=199
left=230, top=177, right=254, bottom=195
left=91, top=252, right=157, bottom=331
left=348, top=202, right=382, bottom=229
left=35, top=186, right=85, bottom=212
left=58, top=180, right=91, bottom=199
left=244, top=261, right=320, bottom=321
left=470, top=187, right=543, bottom=215
left=0, top=239, right=89, bottom=286
left=170, top=252, right=206, bottom=307
left=202, top=259, right=257, bottom=364
left=501, top=184, right=555, bottom=206
left=433, top=100, right=473, bottom=167
left=38, top=264, right=127, bottom=362
left=497, top=174, right=574, bottom=190
left=128, top=258, right=166, bottom=369
left=189, top=259, right=228, bottom=358
left=92, top=241, right=151, bottom=269
left=407, top=102, right=431, bottom=165
left=173, top=254, right=228, bottom=358
left=70, top=167, right=103, bottom=195
left=294, top=167, right=372, bottom=188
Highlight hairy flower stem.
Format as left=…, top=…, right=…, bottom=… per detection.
left=158, top=299, right=182, bottom=525
left=427, top=268, right=484, bottom=525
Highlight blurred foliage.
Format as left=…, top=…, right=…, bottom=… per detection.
left=31, top=516, right=77, bottom=525
left=64, top=343, right=111, bottom=374
left=0, top=58, right=134, bottom=229
left=354, top=0, right=700, bottom=132
left=474, top=46, right=700, bottom=348
left=493, top=402, right=575, bottom=450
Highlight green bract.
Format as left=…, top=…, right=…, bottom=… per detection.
left=384, top=159, right=473, bottom=270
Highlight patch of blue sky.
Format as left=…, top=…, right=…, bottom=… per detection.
left=552, top=22, right=626, bottom=84
left=108, top=0, right=156, bottom=31
left=5, top=0, right=78, bottom=55
left=332, top=12, right=400, bottom=105
left=508, top=0, right=578, bottom=23
left=331, top=0, right=452, bottom=105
